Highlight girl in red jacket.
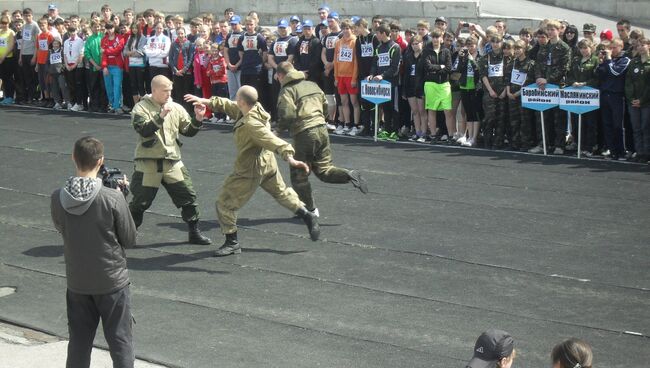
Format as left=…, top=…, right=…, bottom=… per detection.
left=101, top=22, right=126, bottom=114
left=192, top=38, right=212, bottom=119
left=206, top=43, right=229, bottom=121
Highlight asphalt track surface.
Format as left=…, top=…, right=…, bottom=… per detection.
left=0, top=105, right=648, bottom=367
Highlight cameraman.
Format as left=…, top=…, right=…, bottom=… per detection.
left=51, top=136, right=137, bottom=368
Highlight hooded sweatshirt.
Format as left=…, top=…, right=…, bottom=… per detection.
left=51, top=177, right=136, bottom=295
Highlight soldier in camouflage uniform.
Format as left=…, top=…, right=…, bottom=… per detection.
left=275, top=62, right=368, bottom=216
left=566, top=39, right=600, bottom=155
left=479, top=34, right=507, bottom=149
left=506, top=40, right=536, bottom=151
left=129, top=75, right=211, bottom=245
left=532, top=20, right=572, bottom=154
left=184, top=86, right=321, bottom=257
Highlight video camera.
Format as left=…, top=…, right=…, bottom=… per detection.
left=99, top=165, right=129, bottom=196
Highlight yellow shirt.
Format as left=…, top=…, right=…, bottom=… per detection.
left=0, top=28, right=15, bottom=59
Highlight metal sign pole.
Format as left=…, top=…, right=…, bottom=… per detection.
left=374, top=105, right=379, bottom=142
left=540, top=111, right=547, bottom=155
left=577, top=113, right=582, bottom=159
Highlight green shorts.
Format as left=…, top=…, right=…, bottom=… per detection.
left=424, top=81, right=452, bottom=111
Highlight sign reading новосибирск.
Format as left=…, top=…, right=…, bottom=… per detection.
left=360, top=80, right=392, bottom=105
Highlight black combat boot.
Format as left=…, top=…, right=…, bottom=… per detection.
left=188, top=220, right=212, bottom=245
left=214, top=232, right=241, bottom=257
left=296, top=207, right=320, bottom=241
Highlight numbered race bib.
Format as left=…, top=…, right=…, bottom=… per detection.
left=299, top=41, right=309, bottom=54
left=410, top=64, right=416, bottom=76
left=546, top=52, right=552, bottom=66
left=360, top=43, right=373, bottom=58
left=273, top=41, right=288, bottom=57
left=17, top=39, right=23, bottom=50
left=49, top=52, right=62, bottom=64
left=325, top=35, right=338, bottom=50
left=510, top=68, right=526, bottom=86
left=377, top=52, right=390, bottom=67
left=227, top=34, right=240, bottom=48
left=0, top=37, right=7, bottom=48
left=488, top=62, right=503, bottom=77
left=338, top=47, right=353, bottom=62
left=467, top=63, right=475, bottom=78
left=452, top=57, right=459, bottom=71
left=199, top=54, right=207, bottom=65
left=212, top=64, right=221, bottom=72
left=23, top=29, right=31, bottom=41
left=243, top=35, right=258, bottom=51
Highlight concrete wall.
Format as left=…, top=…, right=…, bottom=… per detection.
left=0, top=0, right=540, bottom=30
left=531, top=0, right=650, bottom=27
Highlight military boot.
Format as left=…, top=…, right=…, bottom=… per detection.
left=188, top=220, right=212, bottom=245
left=296, top=207, right=320, bottom=241
left=214, top=232, right=241, bottom=257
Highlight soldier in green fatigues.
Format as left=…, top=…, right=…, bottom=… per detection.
left=479, top=35, right=508, bottom=149
left=184, top=86, right=320, bottom=257
left=274, top=61, right=368, bottom=216
left=129, top=75, right=211, bottom=245
left=506, top=40, right=536, bottom=151
left=566, top=39, right=599, bottom=155
left=533, top=20, right=572, bottom=154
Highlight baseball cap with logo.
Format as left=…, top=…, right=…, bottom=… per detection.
left=290, top=15, right=300, bottom=23
left=48, top=4, right=57, bottom=10
left=277, top=19, right=289, bottom=28
left=229, top=15, right=241, bottom=25
left=466, top=329, right=514, bottom=368
left=327, top=12, right=339, bottom=20
left=302, top=19, right=314, bottom=28
left=318, top=4, right=330, bottom=12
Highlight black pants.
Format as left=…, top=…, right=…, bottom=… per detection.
left=66, top=285, right=134, bottom=368
left=148, top=66, right=171, bottom=92
left=240, top=73, right=260, bottom=90
left=20, top=55, right=37, bottom=102
left=65, top=67, right=86, bottom=106
left=129, top=67, right=146, bottom=97
left=87, top=69, right=107, bottom=111
left=172, top=73, right=194, bottom=112
left=601, top=93, right=626, bottom=156
left=0, top=56, right=17, bottom=99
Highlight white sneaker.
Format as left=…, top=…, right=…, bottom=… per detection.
left=348, top=126, right=359, bottom=136
left=461, top=138, right=472, bottom=147
left=53, top=102, right=63, bottom=110
left=408, top=134, right=418, bottom=141
left=601, top=149, right=611, bottom=157
left=342, top=126, right=351, bottom=135
left=0, top=90, right=4, bottom=99
left=440, top=134, right=449, bottom=142
left=71, top=103, right=83, bottom=111
left=457, top=135, right=467, bottom=145
left=209, top=116, right=219, bottom=123
left=528, top=145, right=543, bottom=154
left=416, top=136, right=426, bottom=143
left=67, top=103, right=74, bottom=110
left=334, top=125, right=345, bottom=135
left=310, top=208, right=320, bottom=217
left=326, top=123, right=337, bottom=131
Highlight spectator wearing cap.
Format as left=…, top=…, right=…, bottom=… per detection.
left=465, top=329, right=516, bottom=368
left=596, top=38, right=631, bottom=160
left=583, top=23, right=598, bottom=46
left=237, top=15, right=267, bottom=91
left=47, top=4, right=63, bottom=22
left=625, top=37, right=650, bottom=163
left=294, top=20, right=323, bottom=86
left=479, top=33, right=507, bottom=148
left=321, top=12, right=342, bottom=130
left=562, top=24, right=579, bottom=58
left=434, top=17, right=448, bottom=32
left=551, top=338, right=593, bottom=368
left=316, top=5, right=330, bottom=39
left=290, top=16, right=301, bottom=37
left=268, top=19, right=298, bottom=119
left=224, top=15, right=243, bottom=100
left=600, top=29, right=613, bottom=43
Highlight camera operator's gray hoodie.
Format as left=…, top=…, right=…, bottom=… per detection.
left=51, top=177, right=136, bottom=295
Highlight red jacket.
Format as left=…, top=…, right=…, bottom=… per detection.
left=206, top=55, right=228, bottom=84
left=101, top=34, right=125, bottom=69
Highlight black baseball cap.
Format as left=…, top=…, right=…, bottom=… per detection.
left=466, top=329, right=514, bottom=368
left=435, top=16, right=447, bottom=24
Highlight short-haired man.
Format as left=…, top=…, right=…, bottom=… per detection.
left=275, top=61, right=368, bottom=215
left=129, top=75, right=211, bottom=244
left=184, top=86, right=321, bottom=256
left=51, top=136, right=137, bottom=368
left=616, top=19, right=631, bottom=52
left=17, top=8, right=40, bottom=104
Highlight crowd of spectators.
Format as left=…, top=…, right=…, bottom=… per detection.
left=0, top=3, right=648, bottom=162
